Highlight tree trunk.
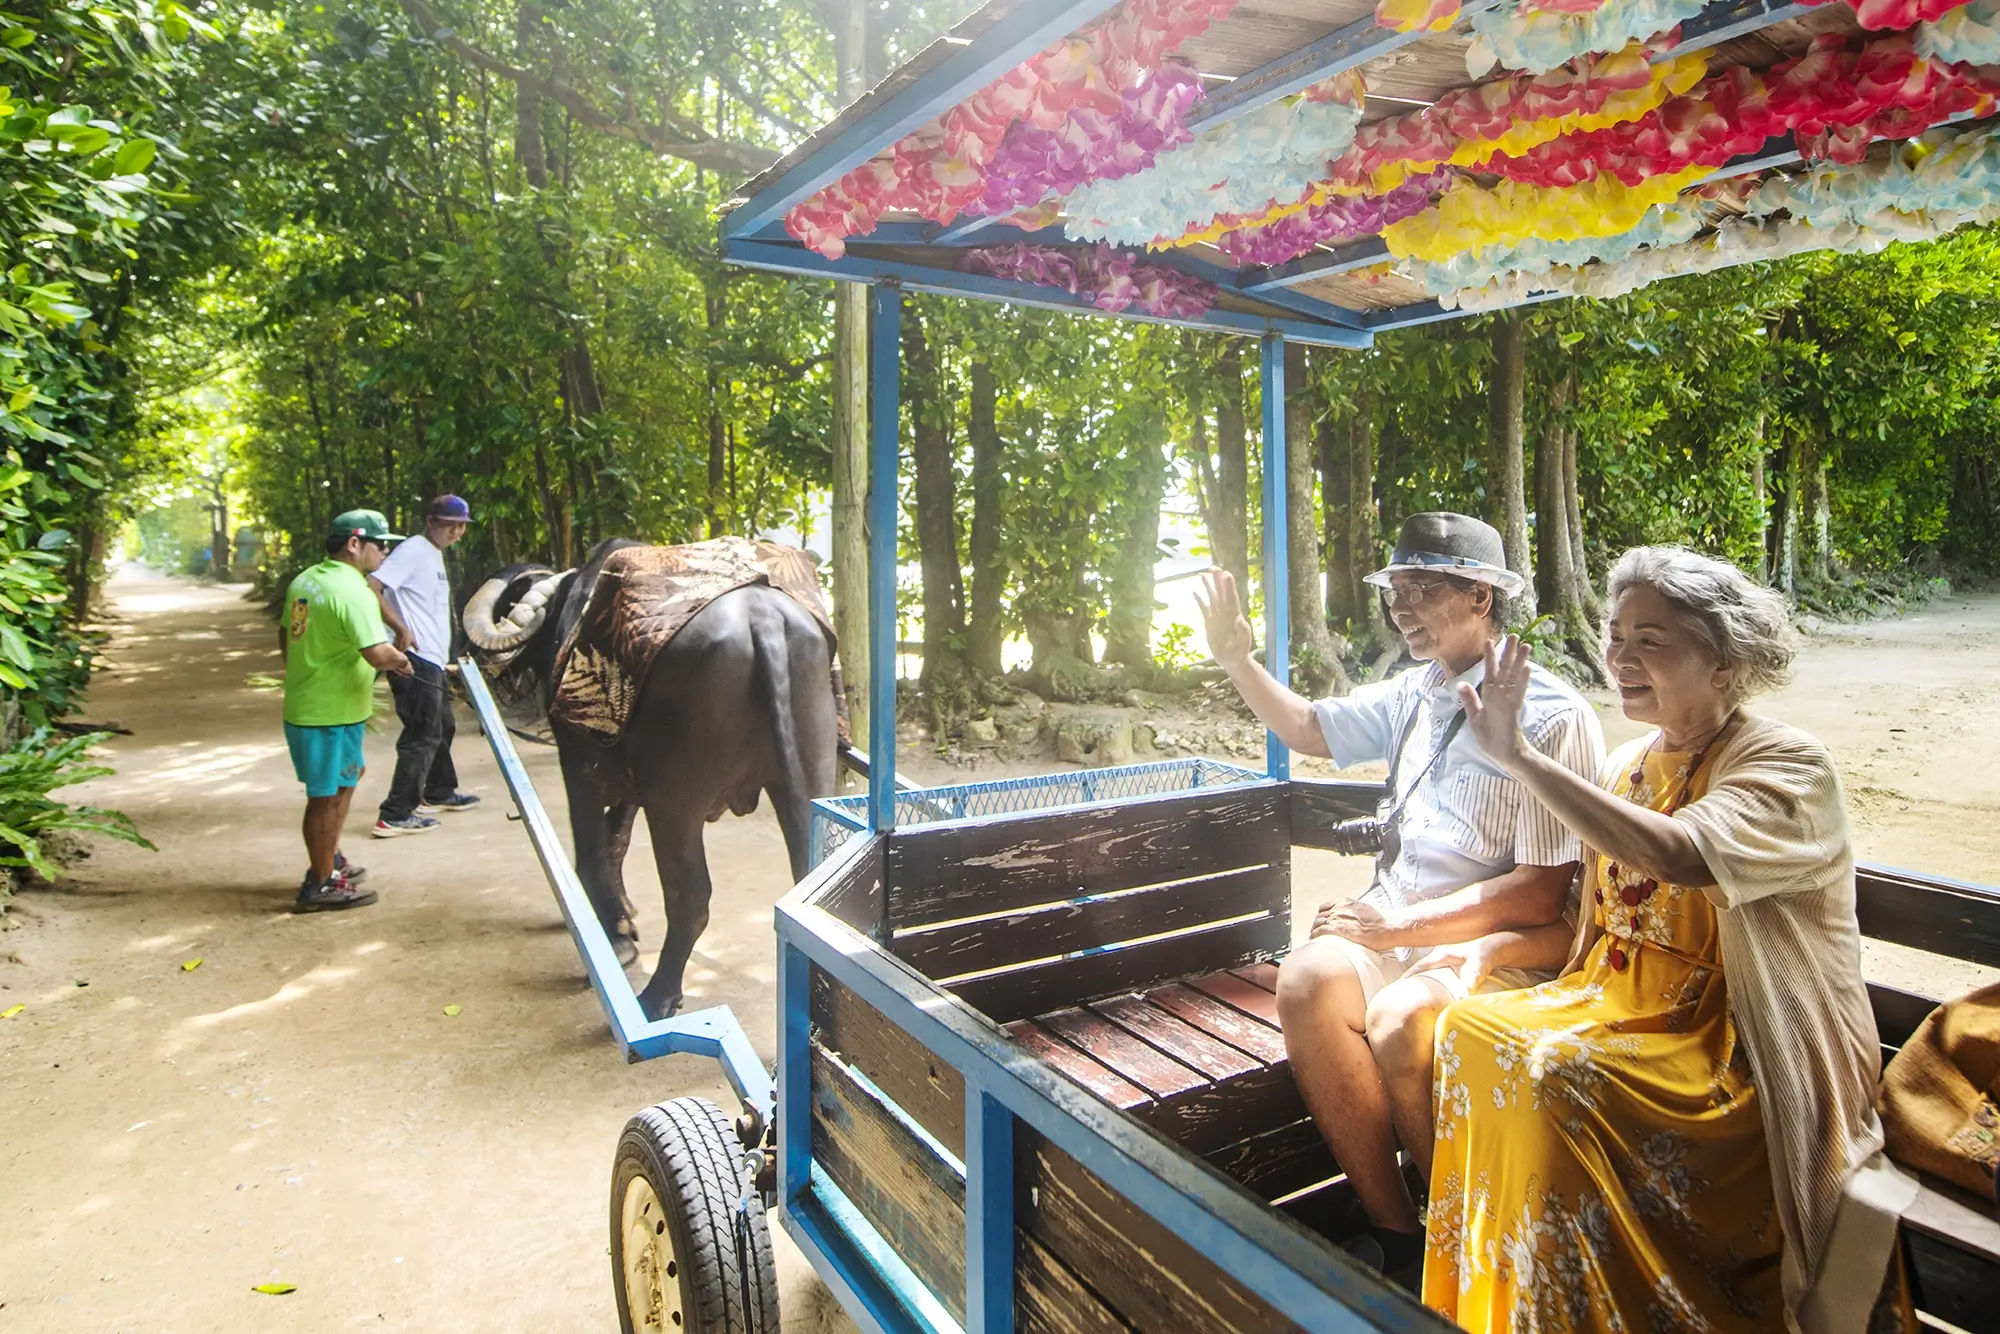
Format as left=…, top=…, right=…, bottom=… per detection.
left=705, top=282, right=728, bottom=537
left=1487, top=312, right=1533, bottom=620
left=1346, top=390, right=1382, bottom=637
left=209, top=487, right=230, bottom=581
left=1562, top=424, right=1597, bottom=614
left=1318, top=403, right=1352, bottom=625
left=1778, top=441, right=1800, bottom=595
left=514, top=3, right=547, bottom=190
left=1749, top=423, right=1769, bottom=583
left=827, top=7, right=873, bottom=771
left=904, top=305, right=965, bottom=692
left=965, top=358, right=1005, bottom=678
left=1105, top=417, right=1167, bottom=671
left=1533, top=369, right=1575, bottom=614
left=1285, top=345, right=1345, bottom=695
left=1213, top=345, right=1250, bottom=591
left=1810, top=450, right=1833, bottom=581
left=830, top=284, right=870, bottom=755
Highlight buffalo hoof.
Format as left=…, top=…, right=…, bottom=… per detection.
left=613, top=932, right=639, bottom=968
left=638, top=992, right=682, bottom=1023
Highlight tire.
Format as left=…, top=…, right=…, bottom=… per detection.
left=610, top=1096, right=779, bottom=1334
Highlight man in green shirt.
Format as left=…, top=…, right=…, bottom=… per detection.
left=283, top=509, right=412, bottom=911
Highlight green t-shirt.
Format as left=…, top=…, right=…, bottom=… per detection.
left=282, top=559, right=389, bottom=726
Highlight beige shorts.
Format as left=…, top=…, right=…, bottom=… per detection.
left=1325, top=935, right=1551, bottom=1006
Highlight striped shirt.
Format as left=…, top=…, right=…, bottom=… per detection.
left=1311, top=657, right=1605, bottom=956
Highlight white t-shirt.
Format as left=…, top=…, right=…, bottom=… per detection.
left=372, top=533, right=451, bottom=666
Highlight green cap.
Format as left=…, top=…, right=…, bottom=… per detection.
left=327, top=509, right=402, bottom=543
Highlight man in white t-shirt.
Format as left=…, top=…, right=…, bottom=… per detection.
left=368, top=494, right=482, bottom=836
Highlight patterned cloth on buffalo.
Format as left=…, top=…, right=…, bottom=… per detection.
left=551, top=539, right=842, bottom=743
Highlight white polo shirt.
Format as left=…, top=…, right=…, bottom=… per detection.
left=372, top=533, right=451, bottom=667
left=1312, top=658, right=1605, bottom=960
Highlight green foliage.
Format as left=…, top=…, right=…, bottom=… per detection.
left=0, top=729, right=155, bottom=878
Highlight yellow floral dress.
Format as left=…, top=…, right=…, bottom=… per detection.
left=1422, top=737, right=1784, bottom=1332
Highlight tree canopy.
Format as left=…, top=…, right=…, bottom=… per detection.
left=8, top=0, right=2000, bottom=732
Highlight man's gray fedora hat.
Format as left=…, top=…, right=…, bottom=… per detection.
left=1363, top=511, right=1527, bottom=597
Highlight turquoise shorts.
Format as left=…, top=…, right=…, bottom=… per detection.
left=285, top=722, right=365, bottom=797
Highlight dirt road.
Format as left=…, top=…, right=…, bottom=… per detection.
left=2, top=569, right=1996, bottom=1331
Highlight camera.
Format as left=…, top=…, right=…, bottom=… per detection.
left=1325, top=816, right=1387, bottom=857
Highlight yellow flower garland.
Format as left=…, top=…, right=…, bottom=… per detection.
left=1380, top=165, right=1712, bottom=261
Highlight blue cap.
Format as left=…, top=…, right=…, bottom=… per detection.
left=428, top=494, right=473, bottom=522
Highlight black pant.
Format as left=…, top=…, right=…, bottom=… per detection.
left=380, top=657, right=459, bottom=821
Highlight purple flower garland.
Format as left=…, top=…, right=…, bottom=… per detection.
left=958, top=243, right=1220, bottom=318
left=1211, top=169, right=1455, bottom=267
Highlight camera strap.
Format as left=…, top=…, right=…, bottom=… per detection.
left=1374, top=689, right=1471, bottom=877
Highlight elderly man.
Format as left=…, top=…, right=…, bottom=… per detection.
left=1196, top=512, right=1603, bottom=1278
left=283, top=509, right=412, bottom=911
left=370, top=494, right=482, bottom=837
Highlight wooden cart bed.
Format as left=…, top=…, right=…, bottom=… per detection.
left=791, top=779, right=2000, bottom=1332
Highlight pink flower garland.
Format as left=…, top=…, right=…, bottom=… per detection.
left=958, top=243, right=1220, bottom=317
left=785, top=0, right=1238, bottom=258
left=1210, top=169, right=1454, bottom=266
left=972, top=62, right=1206, bottom=216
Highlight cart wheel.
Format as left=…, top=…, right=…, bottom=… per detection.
left=611, top=1097, right=778, bottom=1334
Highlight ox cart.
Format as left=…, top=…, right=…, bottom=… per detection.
left=466, top=0, right=2000, bottom=1325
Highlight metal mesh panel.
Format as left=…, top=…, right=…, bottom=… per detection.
left=808, top=757, right=1263, bottom=867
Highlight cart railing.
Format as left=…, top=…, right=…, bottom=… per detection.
left=809, top=756, right=1265, bottom=866
left=460, top=657, right=774, bottom=1117
left=775, top=825, right=1444, bottom=1334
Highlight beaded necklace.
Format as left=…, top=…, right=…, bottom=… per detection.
left=1598, top=711, right=1737, bottom=972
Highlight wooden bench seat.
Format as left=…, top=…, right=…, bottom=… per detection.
left=1005, top=962, right=1387, bottom=1246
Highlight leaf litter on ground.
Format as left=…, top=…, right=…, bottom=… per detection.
left=442, top=1004, right=461, bottom=1016
left=251, top=1283, right=297, bottom=1295
left=181, top=958, right=201, bottom=971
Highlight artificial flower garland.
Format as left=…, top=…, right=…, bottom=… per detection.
left=1467, top=0, right=1706, bottom=76
left=1398, top=198, right=1709, bottom=294
left=1427, top=124, right=2000, bottom=309
left=784, top=0, right=1237, bottom=258
left=1062, top=74, right=1365, bottom=247
left=1476, top=33, right=2000, bottom=190
left=957, top=243, right=1220, bottom=316
left=1380, top=164, right=1710, bottom=259
left=1918, top=0, right=2000, bottom=63
left=1210, top=169, right=1453, bottom=266
left=1318, top=47, right=1708, bottom=196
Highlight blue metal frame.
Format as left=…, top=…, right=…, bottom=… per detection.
left=869, top=283, right=903, bottom=832
left=723, top=238, right=1373, bottom=350
left=721, top=0, right=1122, bottom=238
left=1260, top=334, right=1290, bottom=781
left=460, top=659, right=774, bottom=1116
left=773, top=855, right=1449, bottom=1334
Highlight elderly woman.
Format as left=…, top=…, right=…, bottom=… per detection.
left=1422, top=547, right=1914, bottom=1334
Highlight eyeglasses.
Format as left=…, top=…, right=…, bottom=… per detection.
left=1381, top=579, right=1460, bottom=608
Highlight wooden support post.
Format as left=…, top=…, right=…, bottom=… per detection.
left=965, top=1086, right=1016, bottom=1333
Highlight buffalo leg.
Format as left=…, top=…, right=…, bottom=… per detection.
left=560, top=751, right=639, bottom=967
left=635, top=807, right=712, bottom=1022
left=603, top=803, right=640, bottom=942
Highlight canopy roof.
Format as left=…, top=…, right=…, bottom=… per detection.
left=719, top=0, right=2000, bottom=346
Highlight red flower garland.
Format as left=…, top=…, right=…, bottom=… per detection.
left=1479, top=34, right=2000, bottom=188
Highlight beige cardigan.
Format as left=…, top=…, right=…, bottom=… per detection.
left=1565, top=712, right=1917, bottom=1334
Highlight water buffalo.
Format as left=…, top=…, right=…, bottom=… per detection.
left=462, top=538, right=839, bottom=1020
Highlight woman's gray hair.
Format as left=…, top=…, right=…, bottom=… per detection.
left=1607, top=546, right=1796, bottom=701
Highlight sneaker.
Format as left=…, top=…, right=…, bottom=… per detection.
left=372, top=814, right=440, bottom=838
left=294, top=872, right=379, bottom=912
left=333, top=851, right=367, bottom=883
left=415, top=792, right=481, bottom=814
